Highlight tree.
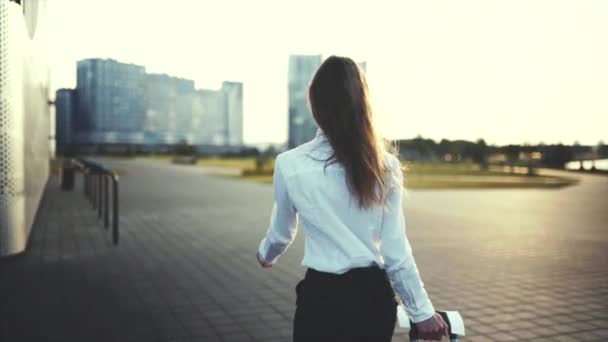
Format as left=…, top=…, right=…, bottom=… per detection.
left=255, top=145, right=278, bottom=173
left=262, top=145, right=278, bottom=157
left=541, top=144, right=574, bottom=169
left=504, top=145, right=520, bottom=173
left=599, top=140, right=607, bottom=158
left=396, top=136, right=438, bottom=161
left=237, top=147, right=260, bottom=157
left=520, top=143, right=536, bottom=175
left=471, top=139, right=488, bottom=170
left=175, top=139, right=195, bottom=156
left=438, top=139, right=451, bottom=157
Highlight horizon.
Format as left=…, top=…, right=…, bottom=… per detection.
left=47, top=0, right=608, bottom=146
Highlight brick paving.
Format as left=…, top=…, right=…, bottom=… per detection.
left=1, top=159, right=607, bottom=341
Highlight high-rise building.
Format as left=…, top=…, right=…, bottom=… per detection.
left=144, top=73, right=195, bottom=144
left=222, top=81, right=243, bottom=146
left=358, top=61, right=367, bottom=73
left=288, top=54, right=322, bottom=148
left=191, top=91, right=205, bottom=145
left=55, top=88, right=76, bottom=146
left=198, top=89, right=225, bottom=145
left=73, top=58, right=244, bottom=148
left=76, top=58, right=146, bottom=144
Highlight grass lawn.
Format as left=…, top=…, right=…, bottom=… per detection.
left=195, top=157, right=273, bottom=170
left=137, top=155, right=173, bottom=162
left=239, top=173, right=577, bottom=189
left=236, top=161, right=578, bottom=189
left=403, top=174, right=577, bottom=189
left=139, top=156, right=270, bottom=169
left=138, top=155, right=579, bottom=189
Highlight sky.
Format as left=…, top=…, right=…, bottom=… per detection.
left=47, top=0, right=608, bottom=146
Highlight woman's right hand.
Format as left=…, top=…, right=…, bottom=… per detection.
left=256, top=252, right=272, bottom=268
left=414, top=313, right=449, bottom=340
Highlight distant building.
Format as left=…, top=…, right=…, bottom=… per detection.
left=76, top=58, right=146, bottom=144
left=487, top=153, right=507, bottom=164
left=175, top=92, right=197, bottom=144
left=144, top=73, right=195, bottom=144
left=358, top=61, right=367, bottom=73
left=198, top=89, right=225, bottom=145
left=55, top=88, right=76, bottom=146
left=222, top=81, right=243, bottom=146
left=287, top=54, right=322, bottom=148
left=73, top=58, right=244, bottom=148
left=191, top=91, right=205, bottom=144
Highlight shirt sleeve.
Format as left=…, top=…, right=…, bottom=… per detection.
left=257, top=156, right=298, bottom=265
left=380, top=161, right=435, bottom=323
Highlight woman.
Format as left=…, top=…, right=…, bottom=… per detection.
left=257, top=56, right=447, bottom=341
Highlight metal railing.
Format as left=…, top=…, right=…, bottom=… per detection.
left=71, top=158, right=120, bottom=245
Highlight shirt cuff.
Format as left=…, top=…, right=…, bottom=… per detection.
left=257, top=238, right=279, bottom=265
left=408, top=299, right=436, bottom=323
left=389, top=268, right=436, bottom=323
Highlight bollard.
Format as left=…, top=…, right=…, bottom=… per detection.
left=112, top=175, right=119, bottom=245
left=87, top=170, right=92, bottom=203
left=84, top=172, right=89, bottom=198
left=87, top=172, right=91, bottom=201
left=76, top=160, right=120, bottom=246
left=97, top=173, right=103, bottom=219
left=89, top=173, right=93, bottom=207
left=88, top=172, right=92, bottom=202
left=104, top=175, right=110, bottom=229
left=61, top=159, right=75, bottom=191
left=89, top=173, right=94, bottom=205
left=92, top=173, right=97, bottom=210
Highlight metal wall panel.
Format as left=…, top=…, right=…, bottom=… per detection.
left=0, top=0, right=49, bottom=256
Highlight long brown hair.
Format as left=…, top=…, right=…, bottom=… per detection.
left=309, top=56, right=390, bottom=208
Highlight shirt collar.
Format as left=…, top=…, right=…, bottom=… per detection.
left=314, top=128, right=332, bottom=150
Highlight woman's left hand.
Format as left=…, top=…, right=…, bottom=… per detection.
left=257, top=252, right=272, bottom=268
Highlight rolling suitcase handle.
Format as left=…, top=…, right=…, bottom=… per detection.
left=405, top=310, right=465, bottom=342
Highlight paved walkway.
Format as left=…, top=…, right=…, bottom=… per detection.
left=1, top=159, right=607, bottom=341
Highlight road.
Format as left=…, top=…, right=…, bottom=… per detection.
left=1, top=158, right=606, bottom=341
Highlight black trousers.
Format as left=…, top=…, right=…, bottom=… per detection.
left=293, top=266, right=397, bottom=342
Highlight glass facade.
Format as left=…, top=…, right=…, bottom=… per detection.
left=67, top=59, right=243, bottom=147
left=55, top=88, right=75, bottom=145
left=288, top=55, right=322, bottom=149
left=222, top=81, right=243, bottom=147
left=144, top=73, right=196, bottom=144
left=76, top=58, right=146, bottom=144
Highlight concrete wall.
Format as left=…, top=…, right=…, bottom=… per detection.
left=0, top=0, right=50, bottom=256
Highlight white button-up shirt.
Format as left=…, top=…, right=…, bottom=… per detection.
left=258, top=131, right=435, bottom=323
